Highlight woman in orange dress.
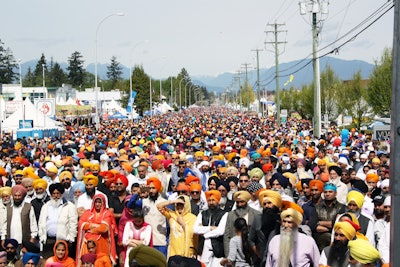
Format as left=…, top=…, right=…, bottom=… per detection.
left=76, top=194, right=118, bottom=266
left=45, top=240, right=75, bottom=267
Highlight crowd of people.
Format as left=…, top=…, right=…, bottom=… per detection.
left=0, top=106, right=392, bottom=267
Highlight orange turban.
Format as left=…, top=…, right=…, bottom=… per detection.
left=0, top=166, right=6, bottom=176
left=59, top=171, right=73, bottom=182
left=185, top=175, right=200, bottom=185
left=212, top=146, right=221, bottom=153
left=147, top=177, right=162, bottom=193
left=310, top=179, right=324, bottom=192
left=83, top=173, right=99, bottom=187
left=121, top=162, right=133, bottom=173
left=205, top=190, right=221, bottom=203
left=318, top=159, right=326, bottom=166
left=189, top=183, right=202, bottom=192
left=176, top=184, right=189, bottom=192
left=320, top=172, right=330, bottom=182
left=152, top=160, right=163, bottom=171
left=262, top=163, right=273, bottom=173
left=90, top=164, right=100, bottom=172
left=32, top=179, right=48, bottom=190
left=366, top=173, right=379, bottom=183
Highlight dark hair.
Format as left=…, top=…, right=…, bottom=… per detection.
left=234, top=218, right=252, bottom=265
left=132, top=209, right=144, bottom=218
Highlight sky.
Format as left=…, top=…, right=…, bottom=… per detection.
left=1, top=0, right=395, bottom=80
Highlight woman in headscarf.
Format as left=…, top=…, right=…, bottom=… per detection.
left=45, top=240, right=75, bottom=267
left=157, top=195, right=197, bottom=257
left=76, top=194, right=118, bottom=266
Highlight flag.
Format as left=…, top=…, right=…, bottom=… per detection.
left=284, top=74, right=294, bottom=87
left=127, top=91, right=137, bottom=112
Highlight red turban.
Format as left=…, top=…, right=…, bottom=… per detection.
left=262, top=163, right=274, bottom=173
left=12, top=185, right=27, bottom=197
left=116, top=174, right=129, bottom=188
left=152, top=160, right=163, bottom=171
left=147, top=177, right=162, bottom=193
left=310, top=179, right=324, bottom=192
left=205, top=190, right=221, bottom=203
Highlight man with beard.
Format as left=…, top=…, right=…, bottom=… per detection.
left=378, top=195, right=391, bottom=264
left=108, top=174, right=129, bottom=225
left=223, top=190, right=261, bottom=257
left=76, top=173, right=108, bottom=217
left=3, top=238, right=19, bottom=265
left=302, top=179, right=324, bottom=225
left=31, top=179, right=50, bottom=224
left=347, top=239, right=381, bottom=267
left=217, top=181, right=234, bottom=212
left=142, top=177, right=168, bottom=257
left=21, top=178, right=35, bottom=204
left=266, top=202, right=319, bottom=267
left=319, top=220, right=357, bottom=267
left=194, top=190, right=228, bottom=267
left=59, top=171, right=75, bottom=202
left=249, top=190, right=282, bottom=267
left=1, top=185, right=37, bottom=249
left=38, top=183, right=78, bottom=259
left=196, top=160, right=211, bottom=192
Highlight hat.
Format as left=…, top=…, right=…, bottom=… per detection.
left=0, top=186, right=12, bottom=196
left=15, top=169, right=24, bottom=176
left=90, top=164, right=100, bottom=172
left=380, top=179, right=389, bottom=189
left=373, top=195, right=385, bottom=205
left=49, top=183, right=65, bottom=194
left=46, top=165, right=58, bottom=174
left=0, top=251, right=6, bottom=262
left=11, top=185, right=27, bottom=197
left=83, top=173, right=99, bottom=187
left=247, top=181, right=263, bottom=193
left=59, top=171, right=72, bottom=182
left=176, top=184, right=189, bottom=192
left=147, top=177, right=162, bottom=193
left=324, top=183, right=337, bottom=192
left=233, top=190, right=251, bottom=202
left=185, top=175, right=200, bottom=185
left=262, top=163, right=274, bottom=173
left=4, top=238, right=18, bottom=248
left=121, top=162, right=133, bottom=173
left=351, top=180, right=368, bottom=194
left=81, top=253, right=97, bottom=264
left=347, top=190, right=364, bottom=208
left=329, top=165, right=342, bottom=176
left=205, top=190, right=221, bottom=203
left=189, top=183, right=202, bottom=192
left=22, top=252, right=40, bottom=265
left=348, top=239, right=380, bottom=264
left=218, top=180, right=230, bottom=192
left=366, top=173, right=379, bottom=183
left=128, top=245, right=167, bottom=267
left=32, top=179, right=48, bottom=190
left=258, top=189, right=282, bottom=208
left=270, top=173, right=289, bottom=188
left=383, top=195, right=391, bottom=206
left=333, top=221, right=356, bottom=241
left=115, top=174, right=129, bottom=188
left=280, top=204, right=303, bottom=226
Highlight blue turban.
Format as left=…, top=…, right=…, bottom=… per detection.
left=71, top=181, right=86, bottom=194
left=270, top=173, right=289, bottom=189
left=324, top=183, right=337, bottom=192
left=214, top=160, right=225, bottom=168
left=22, top=252, right=40, bottom=265
left=4, top=239, right=18, bottom=249
left=251, top=152, right=261, bottom=160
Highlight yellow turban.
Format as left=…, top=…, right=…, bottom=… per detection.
left=83, top=174, right=99, bottom=187
left=366, top=173, right=379, bottom=183
left=283, top=172, right=297, bottom=186
left=347, top=190, right=364, bottom=208
left=258, top=189, right=282, bottom=208
left=80, top=159, right=91, bottom=169
left=0, top=186, right=12, bottom=196
left=281, top=207, right=303, bottom=226
left=371, top=157, right=381, bottom=164
left=194, top=151, right=204, bottom=158
left=90, top=164, right=100, bottom=172
left=334, top=221, right=356, bottom=241
left=233, top=190, right=251, bottom=202
left=249, top=168, right=263, bottom=179
left=32, top=179, right=48, bottom=190
left=348, top=239, right=380, bottom=264
left=59, top=171, right=73, bottom=182
left=205, top=190, right=221, bottom=203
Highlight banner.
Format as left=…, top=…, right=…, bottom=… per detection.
left=127, top=91, right=137, bottom=112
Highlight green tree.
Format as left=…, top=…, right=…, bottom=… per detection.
left=129, top=65, right=151, bottom=115
left=106, top=56, right=123, bottom=89
left=240, top=81, right=255, bottom=109
left=23, top=67, right=36, bottom=87
left=49, top=62, right=66, bottom=87
left=67, top=51, right=85, bottom=87
left=340, top=71, right=371, bottom=129
left=320, top=65, right=341, bottom=120
left=366, top=47, right=392, bottom=117
left=0, top=39, right=18, bottom=83
left=33, top=53, right=47, bottom=86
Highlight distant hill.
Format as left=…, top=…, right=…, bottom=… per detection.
left=20, top=56, right=374, bottom=93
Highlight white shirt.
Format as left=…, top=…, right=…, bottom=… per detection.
left=76, top=190, right=108, bottom=210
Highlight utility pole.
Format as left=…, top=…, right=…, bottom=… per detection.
left=235, top=71, right=242, bottom=112
left=300, top=0, right=328, bottom=138
left=391, top=1, right=400, bottom=266
left=251, top=49, right=263, bottom=114
left=265, top=22, right=287, bottom=122
left=241, top=63, right=251, bottom=111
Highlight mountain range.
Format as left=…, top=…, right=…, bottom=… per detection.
left=20, top=56, right=374, bottom=93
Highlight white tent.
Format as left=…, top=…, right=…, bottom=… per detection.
left=0, top=97, right=5, bottom=122
left=66, top=97, right=77, bottom=105
left=2, top=98, right=63, bottom=132
left=154, top=102, right=173, bottom=114
left=56, top=96, right=67, bottom=105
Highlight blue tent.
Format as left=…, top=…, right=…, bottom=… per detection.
left=108, top=112, right=128, bottom=120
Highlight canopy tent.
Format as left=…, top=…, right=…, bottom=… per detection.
left=2, top=98, right=64, bottom=132
left=108, top=111, right=128, bottom=120
left=154, top=102, right=173, bottom=114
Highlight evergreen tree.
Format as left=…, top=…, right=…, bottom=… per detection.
left=129, top=65, right=151, bottom=115
left=49, top=62, right=66, bottom=87
left=0, top=39, right=18, bottom=83
left=106, top=56, right=123, bottom=89
left=67, top=51, right=85, bottom=87
left=23, top=67, right=36, bottom=87
left=33, top=53, right=47, bottom=86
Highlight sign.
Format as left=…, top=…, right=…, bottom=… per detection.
left=343, top=116, right=353, bottom=124
left=5, top=101, right=23, bottom=113
left=374, top=125, right=390, bottom=140
left=19, top=120, right=33, bottom=129
left=35, top=98, right=55, bottom=117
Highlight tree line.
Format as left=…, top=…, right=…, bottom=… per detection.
left=0, top=39, right=212, bottom=115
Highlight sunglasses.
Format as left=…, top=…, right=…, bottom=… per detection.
left=116, top=182, right=124, bottom=185
left=177, top=190, right=187, bottom=194
left=191, top=191, right=200, bottom=195
left=239, top=180, right=249, bottom=182
left=5, top=246, right=15, bottom=250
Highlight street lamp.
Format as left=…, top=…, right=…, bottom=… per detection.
left=42, top=63, right=45, bottom=88
left=178, top=78, right=185, bottom=111
left=95, top=12, right=124, bottom=130
left=129, top=40, right=149, bottom=119
left=184, top=82, right=191, bottom=108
